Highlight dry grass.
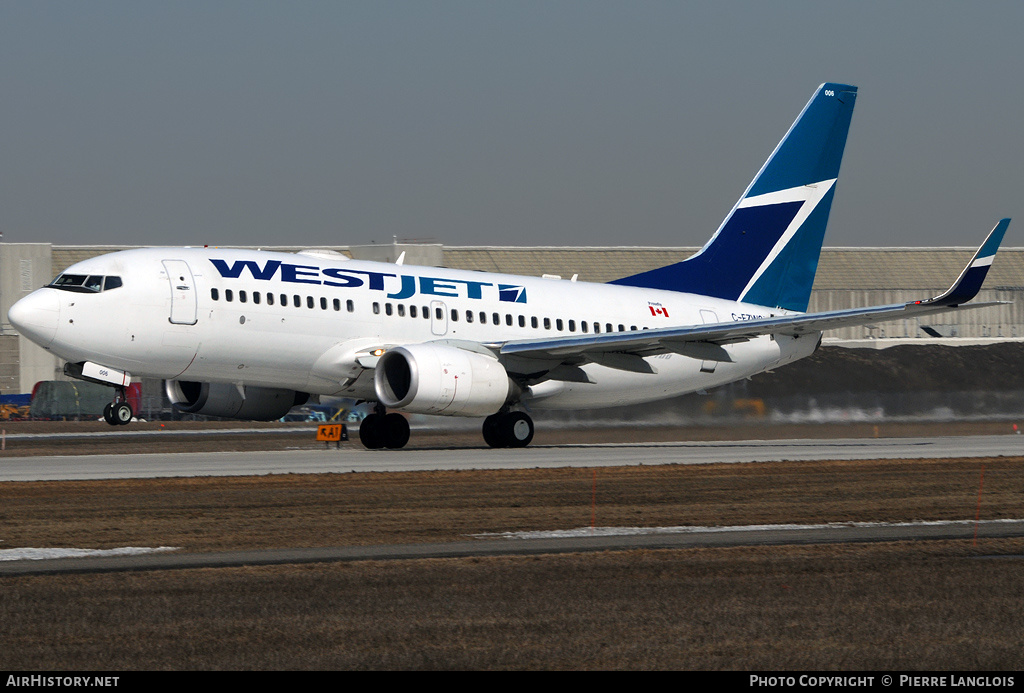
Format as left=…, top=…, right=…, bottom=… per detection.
left=2, top=458, right=1021, bottom=550
left=1, top=454, right=1023, bottom=669
left=2, top=542, right=1022, bottom=670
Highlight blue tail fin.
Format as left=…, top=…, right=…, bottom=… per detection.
left=609, top=83, right=858, bottom=312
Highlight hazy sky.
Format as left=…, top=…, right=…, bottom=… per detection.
left=2, top=1, right=1021, bottom=249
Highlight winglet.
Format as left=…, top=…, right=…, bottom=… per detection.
left=923, top=218, right=1010, bottom=307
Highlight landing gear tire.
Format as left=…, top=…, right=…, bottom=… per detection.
left=382, top=413, right=410, bottom=449
left=483, top=411, right=534, bottom=448
left=359, top=413, right=385, bottom=449
left=359, top=412, right=410, bottom=450
left=482, top=414, right=506, bottom=448
left=113, top=402, right=133, bottom=425
left=103, top=401, right=133, bottom=426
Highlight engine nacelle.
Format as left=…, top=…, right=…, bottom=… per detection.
left=165, top=380, right=309, bottom=421
left=374, top=344, right=511, bottom=417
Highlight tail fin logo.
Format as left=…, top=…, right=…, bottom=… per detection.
left=608, top=82, right=857, bottom=314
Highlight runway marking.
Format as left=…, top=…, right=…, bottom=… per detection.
left=0, top=546, right=179, bottom=561
left=471, top=518, right=1024, bottom=541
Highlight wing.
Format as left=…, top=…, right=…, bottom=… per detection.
left=497, top=219, right=1010, bottom=368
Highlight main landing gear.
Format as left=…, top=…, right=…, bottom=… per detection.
left=357, top=405, right=535, bottom=450
left=359, top=405, right=411, bottom=450
left=103, top=387, right=133, bottom=426
left=482, top=411, right=534, bottom=448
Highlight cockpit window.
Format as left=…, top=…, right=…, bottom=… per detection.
left=49, top=274, right=123, bottom=293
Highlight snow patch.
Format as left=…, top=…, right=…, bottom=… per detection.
left=471, top=519, right=1024, bottom=540
left=0, top=546, right=180, bottom=561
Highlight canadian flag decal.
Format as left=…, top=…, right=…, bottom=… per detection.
left=649, top=305, right=669, bottom=318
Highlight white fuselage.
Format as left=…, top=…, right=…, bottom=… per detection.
left=11, top=247, right=820, bottom=412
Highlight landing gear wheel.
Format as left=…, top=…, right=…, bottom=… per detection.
left=103, top=401, right=132, bottom=426
left=482, top=414, right=506, bottom=448
left=482, top=411, right=534, bottom=448
left=359, top=413, right=386, bottom=449
left=359, top=412, right=411, bottom=449
left=113, top=402, right=133, bottom=425
left=382, top=413, right=410, bottom=449
left=504, top=412, right=534, bottom=448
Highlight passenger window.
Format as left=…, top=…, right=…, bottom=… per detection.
left=293, top=295, right=301, bottom=308
left=593, top=323, right=599, bottom=333
left=506, top=314, right=512, bottom=326
left=267, top=293, right=274, bottom=306
left=556, top=319, right=563, bottom=330
left=409, top=305, right=417, bottom=318
left=569, top=320, right=575, bottom=332
left=423, top=306, right=429, bottom=319
left=333, top=298, right=341, bottom=311
left=348, top=300, right=355, bottom=313
left=239, top=290, right=247, bottom=303
left=211, top=288, right=219, bottom=301
left=225, top=289, right=233, bottom=302
left=307, top=296, right=314, bottom=309
left=373, top=302, right=380, bottom=314
left=519, top=315, right=526, bottom=328
left=397, top=304, right=405, bottom=317
left=479, top=311, right=486, bottom=324
left=320, top=297, right=328, bottom=310
left=451, top=309, right=458, bottom=322
left=544, top=318, right=551, bottom=330
left=385, top=303, right=393, bottom=316
left=466, top=311, right=474, bottom=323
left=435, top=307, right=443, bottom=320
left=531, top=317, right=538, bottom=328
left=253, top=292, right=261, bottom=305
left=582, top=322, right=588, bottom=333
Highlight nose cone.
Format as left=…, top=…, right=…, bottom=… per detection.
left=8, top=289, right=60, bottom=348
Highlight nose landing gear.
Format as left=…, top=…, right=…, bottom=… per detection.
left=103, top=388, right=134, bottom=426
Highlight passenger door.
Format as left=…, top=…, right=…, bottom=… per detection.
left=163, top=260, right=198, bottom=325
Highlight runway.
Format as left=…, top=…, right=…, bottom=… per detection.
left=0, top=433, right=1021, bottom=482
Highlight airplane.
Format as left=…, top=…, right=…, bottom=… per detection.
left=7, top=82, right=1010, bottom=449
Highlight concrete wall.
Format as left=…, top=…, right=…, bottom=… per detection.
left=0, top=244, right=61, bottom=394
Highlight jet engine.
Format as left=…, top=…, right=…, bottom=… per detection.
left=374, top=344, right=511, bottom=417
left=165, top=380, right=309, bottom=421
